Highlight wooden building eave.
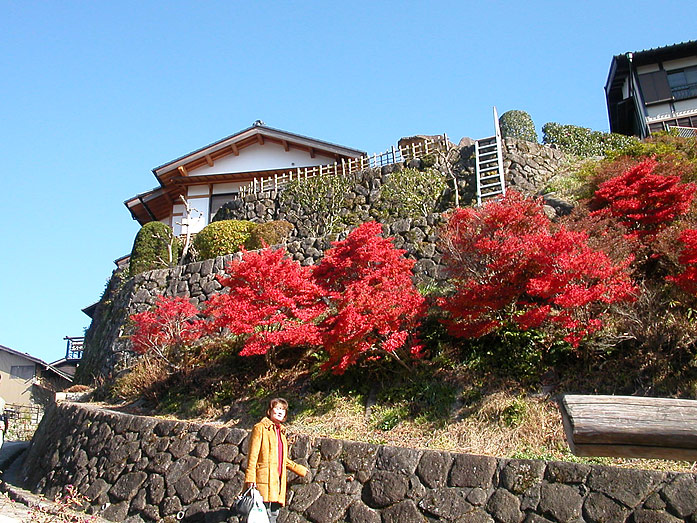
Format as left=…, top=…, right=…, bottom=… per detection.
left=151, top=125, right=365, bottom=187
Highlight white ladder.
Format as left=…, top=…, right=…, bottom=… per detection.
left=475, top=107, right=506, bottom=206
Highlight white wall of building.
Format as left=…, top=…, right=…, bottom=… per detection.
left=189, top=141, right=336, bottom=176
left=663, top=56, right=697, bottom=72
left=646, top=103, right=673, bottom=118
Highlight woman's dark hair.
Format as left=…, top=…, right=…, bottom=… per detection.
left=267, top=397, right=289, bottom=421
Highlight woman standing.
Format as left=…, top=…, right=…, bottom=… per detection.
left=244, top=398, right=308, bottom=523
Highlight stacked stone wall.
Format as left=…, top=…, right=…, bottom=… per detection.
left=21, top=402, right=697, bottom=522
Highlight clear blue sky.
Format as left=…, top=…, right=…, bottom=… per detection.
left=1, top=1, right=695, bottom=364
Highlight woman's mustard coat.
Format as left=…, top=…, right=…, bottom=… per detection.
left=244, top=417, right=308, bottom=505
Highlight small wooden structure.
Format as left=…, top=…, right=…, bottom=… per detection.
left=559, top=394, right=697, bottom=461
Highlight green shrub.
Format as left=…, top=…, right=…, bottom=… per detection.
left=608, top=132, right=697, bottom=179
left=193, top=220, right=255, bottom=260
left=542, top=122, right=638, bottom=157
left=420, top=153, right=437, bottom=169
left=280, top=171, right=354, bottom=236
left=245, top=220, right=294, bottom=250
left=380, top=167, right=446, bottom=218
left=129, top=222, right=181, bottom=277
left=499, top=110, right=538, bottom=142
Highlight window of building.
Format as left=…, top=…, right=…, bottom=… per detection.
left=210, top=193, right=238, bottom=219
left=10, top=365, right=34, bottom=380
left=668, top=66, right=697, bottom=100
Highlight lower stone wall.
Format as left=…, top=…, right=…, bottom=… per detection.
left=20, top=402, right=697, bottom=522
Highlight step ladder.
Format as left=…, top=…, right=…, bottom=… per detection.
left=475, top=107, right=506, bottom=206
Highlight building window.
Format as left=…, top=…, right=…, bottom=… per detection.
left=10, top=365, right=34, bottom=380
left=210, top=193, right=238, bottom=219
left=668, top=66, right=697, bottom=101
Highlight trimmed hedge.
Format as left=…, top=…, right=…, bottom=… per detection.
left=499, top=110, right=538, bottom=142
left=129, top=222, right=181, bottom=277
left=193, top=220, right=255, bottom=260
left=245, top=220, right=294, bottom=250
left=542, top=122, right=638, bottom=157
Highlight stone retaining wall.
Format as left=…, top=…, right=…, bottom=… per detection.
left=21, top=402, right=697, bottom=522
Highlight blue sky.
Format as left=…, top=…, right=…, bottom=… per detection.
left=1, top=1, right=695, bottom=364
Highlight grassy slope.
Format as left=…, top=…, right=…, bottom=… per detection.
left=107, top=347, right=695, bottom=474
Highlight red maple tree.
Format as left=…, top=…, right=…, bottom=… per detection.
left=204, top=247, right=327, bottom=356
left=668, top=228, right=697, bottom=294
left=313, top=221, right=426, bottom=373
left=439, top=192, right=636, bottom=346
left=130, top=295, right=204, bottom=365
left=589, top=158, right=696, bottom=238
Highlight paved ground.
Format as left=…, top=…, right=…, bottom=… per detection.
left=0, top=440, right=110, bottom=522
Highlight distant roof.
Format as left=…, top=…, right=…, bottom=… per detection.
left=606, top=40, right=697, bottom=95
left=613, top=40, right=697, bottom=66
left=152, top=123, right=366, bottom=179
left=0, top=343, right=73, bottom=382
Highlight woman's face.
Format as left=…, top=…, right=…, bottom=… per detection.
left=270, top=404, right=286, bottom=423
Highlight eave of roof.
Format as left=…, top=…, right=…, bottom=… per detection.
left=82, top=301, right=99, bottom=318
left=152, top=125, right=366, bottom=178
left=618, top=40, right=697, bottom=65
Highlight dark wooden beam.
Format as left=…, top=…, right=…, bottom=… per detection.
left=205, top=154, right=214, bottom=167
left=559, top=394, right=697, bottom=461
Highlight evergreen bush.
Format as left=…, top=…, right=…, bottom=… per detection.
left=380, top=167, right=446, bottom=218
left=193, top=220, right=255, bottom=260
left=542, top=122, right=637, bottom=157
left=245, top=220, right=294, bottom=250
left=499, top=110, right=538, bottom=142
left=128, top=222, right=181, bottom=277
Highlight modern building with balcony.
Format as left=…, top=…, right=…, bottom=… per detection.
left=605, top=40, right=697, bottom=138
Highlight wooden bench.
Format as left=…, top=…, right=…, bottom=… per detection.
left=559, top=394, right=697, bottom=461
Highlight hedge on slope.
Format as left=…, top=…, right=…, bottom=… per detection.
left=193, top=220, right=255, bottom=260
left=129, top=222, right=181, bottom=277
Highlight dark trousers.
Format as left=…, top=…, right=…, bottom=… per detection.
left=264, top=501, right=281, bottom=523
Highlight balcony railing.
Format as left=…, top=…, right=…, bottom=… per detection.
left=64, top=336, right=84, bottom=360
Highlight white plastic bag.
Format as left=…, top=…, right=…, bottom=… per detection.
left=246, top=488, right=269, bottom=523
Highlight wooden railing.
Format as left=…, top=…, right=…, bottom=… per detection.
left=238, top=135, right=446, bottom=197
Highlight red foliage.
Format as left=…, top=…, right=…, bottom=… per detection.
left=204, top=247, right=327, bottom=356
left=130, top=296, right=204, bottom=356
left=589, top=158, right=696, bottom=238
left=668, top=229, right=697, bottom=294
left=313, top=222, right=426, bottom=374
left=438, top=192, right=636, bottom=346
